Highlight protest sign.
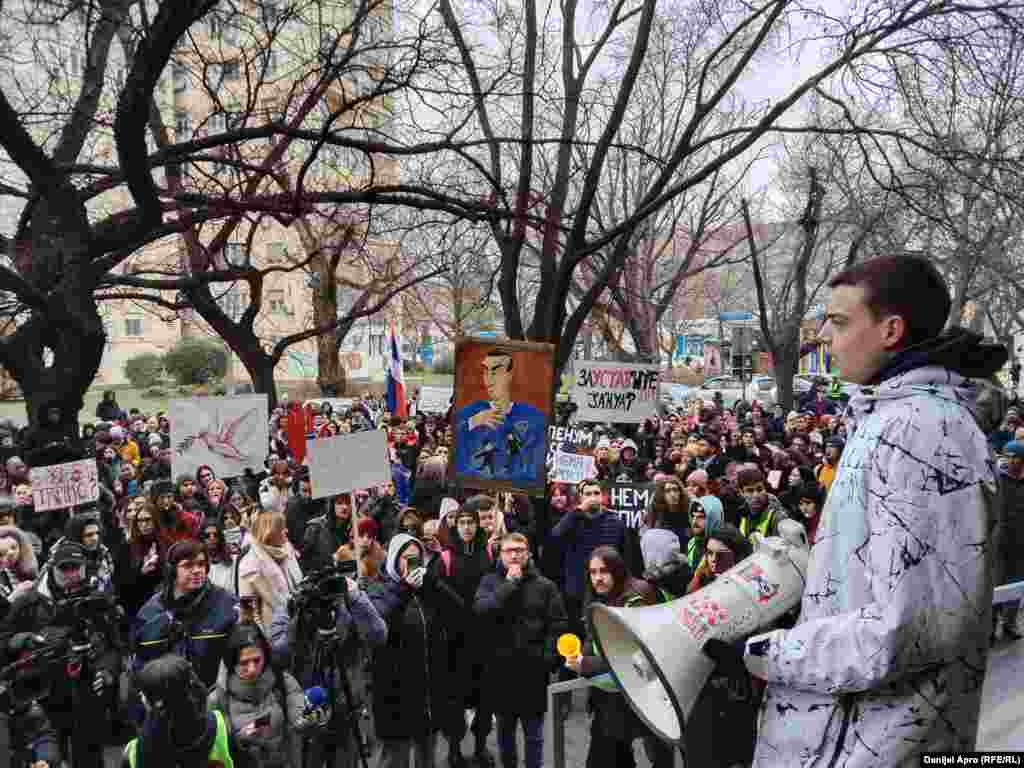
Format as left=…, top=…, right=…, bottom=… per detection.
left=547, top=425, right=599, bottom=483
left=571, top=362, right=660, bottom=424
left=170, top=394, right=269, bottom=479
left=307, top=430, right=392, bottom=499
left=551, top=450, right=597, bottom=484
left=417, top=386, right=453, bottom=414
left=604, top=481, right=655, bottom=529
left=30, top=459, right=100, bottom=512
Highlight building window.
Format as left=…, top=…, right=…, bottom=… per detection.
left=125, top=318, right=143, bottom=337
left=223, top=241, right=245, bottom=265
left=222, top=59, right=240, bottom=81
left=267, top=289, right=286, bottom=314
left=369, top=333, right=385, bottom=356
left=208, top=111, right=226, bottom=134
left=172, top=60, right=188, bottom=92
left=265, top=242, right=286, bottom=263
left=175, top=110, right=192, bottom=136
left=205, top=62, right=222, bottom=91
left=262, top=0, right=282, bottom=24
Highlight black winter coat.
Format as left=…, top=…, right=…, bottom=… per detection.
left=474, top=564, right=567, bottom=716
left=442, top=535, right=494, bottom=702
left=366, top=571, right=464, bottom=739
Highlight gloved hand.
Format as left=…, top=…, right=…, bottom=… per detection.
left=92, top=670, right=113, bottom=696
left=404, top=567, right=426, bottom=590
left=701, top=638, right=748, bottom=680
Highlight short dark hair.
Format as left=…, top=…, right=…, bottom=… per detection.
left=484, top=349, right=513, bottom=372
left=828, top=255, right=950, bottom=348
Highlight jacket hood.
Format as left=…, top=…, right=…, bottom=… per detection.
left=850, top=363, right=998, bottom=430
left=384, top=533, right=422, bottom=582
left=695, top=495, right=724, bottom=539
left=873, top=326, right=1007, bottom=385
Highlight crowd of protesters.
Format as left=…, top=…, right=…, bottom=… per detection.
left=0, top=304, right=1020, bottom=764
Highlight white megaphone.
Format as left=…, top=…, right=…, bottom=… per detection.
left=589, top=518, right=810, bottom=744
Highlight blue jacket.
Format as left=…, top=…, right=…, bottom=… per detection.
left=131, top=583, right=238, bottom=687
left=551, top=509, right=630, bottom=600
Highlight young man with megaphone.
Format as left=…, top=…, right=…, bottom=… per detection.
left=736, top=257, right=1003, bottom=766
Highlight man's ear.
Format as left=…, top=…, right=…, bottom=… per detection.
left=880, top=315, right=907, bottom=350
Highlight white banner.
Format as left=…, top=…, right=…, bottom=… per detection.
left=170, top=394, right=269, bottom=480
left=416, top=385, right=453, bottom=414
left=30, top=459, right=100, bottom=512
left=307, top=430, right=392, bottom=499
left=551, top=450, right=596, bottom=484
left=570, top=362, right=661, bottom=424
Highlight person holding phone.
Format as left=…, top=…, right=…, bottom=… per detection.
left=208, top=624, right=306, bottom=768
left=366, top=533, right=465, bottom=768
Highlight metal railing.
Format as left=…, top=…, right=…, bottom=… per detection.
left=547, top=580, right=1024, bottom=768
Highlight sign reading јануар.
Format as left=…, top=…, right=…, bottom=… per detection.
left=571, top=362, right=661, bottom=424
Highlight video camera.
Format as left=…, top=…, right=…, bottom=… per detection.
left=288, top=563, right=356, bottom=630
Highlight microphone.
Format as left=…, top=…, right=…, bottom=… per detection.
left=300, top=686, right=331, bottom=729
left=303, top=686, right=328, bottom=712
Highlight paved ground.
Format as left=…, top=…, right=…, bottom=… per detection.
left=98, top=636, right=1022, bottom=767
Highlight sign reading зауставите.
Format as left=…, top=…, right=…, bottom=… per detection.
left=571, top=362, right=661, bottom=424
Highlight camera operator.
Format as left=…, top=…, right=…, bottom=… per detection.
left=2, top=632, right=62, bottom=768
left=269, top=562, right=387, bottom=768
left=0, top=542, right=121, bottom=768
left=130, top=540, right=237, bottom=692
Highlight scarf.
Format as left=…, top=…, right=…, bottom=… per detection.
left=261, top=543, right=291, bottom=562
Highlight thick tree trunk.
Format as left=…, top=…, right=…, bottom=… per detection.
left=241, top=354, right=279, bottom=412
left=771, top=331, right=801, bottom=413
left=3, top=203, right=106, bottom=432
left=313, top=262, right=344, bottom=395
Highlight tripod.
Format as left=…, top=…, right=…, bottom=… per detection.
left=302, top=592, right=372, bottom=768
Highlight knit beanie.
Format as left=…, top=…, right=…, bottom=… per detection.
left=736, top=467, right=765, bottom=489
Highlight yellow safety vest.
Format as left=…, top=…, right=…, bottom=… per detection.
left=125, top=710, right=234, bottom=768
left=740, top=508, right=774, bottom=539
left=590, top=593, right=647, bottom=692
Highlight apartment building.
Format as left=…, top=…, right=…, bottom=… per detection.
left=0, top=0, right=405, bottom=390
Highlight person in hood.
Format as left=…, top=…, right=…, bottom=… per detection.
left=1, top=541, right=121, bottom=768
left=45, top=513, right=116, bottom=594
left=639, top=528, right=691, bottom=601
left=302, top=491, right=352, bottom=573
left=686, top=494, right=724, bottom=570
left=735, top=255, right=1004, bottom=766
left=122, top=654, right=238, bottom=768
left=23, top=401, right=83, bottom=467
left=608, top=438, right=646, bottom=482
left=474, top=532, right=566, bottom=768
left=366, top=533, right=464, bottom=768
left=131, top=539, right=238, bottom=692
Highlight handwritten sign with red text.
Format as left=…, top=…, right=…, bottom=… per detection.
left=29, top=459, right=100, bottom=512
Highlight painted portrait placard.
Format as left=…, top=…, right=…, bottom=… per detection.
left=452, top=337, right=556, bottom=495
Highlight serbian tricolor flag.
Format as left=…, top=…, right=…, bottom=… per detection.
left=386, top=323, right=408, bottom=418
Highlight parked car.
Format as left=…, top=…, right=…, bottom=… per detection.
left=769, top=374, right=849, bottom=407
left=659, top=382, right=693, bottom=408
left=747, top=375, right=776, bottom=405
